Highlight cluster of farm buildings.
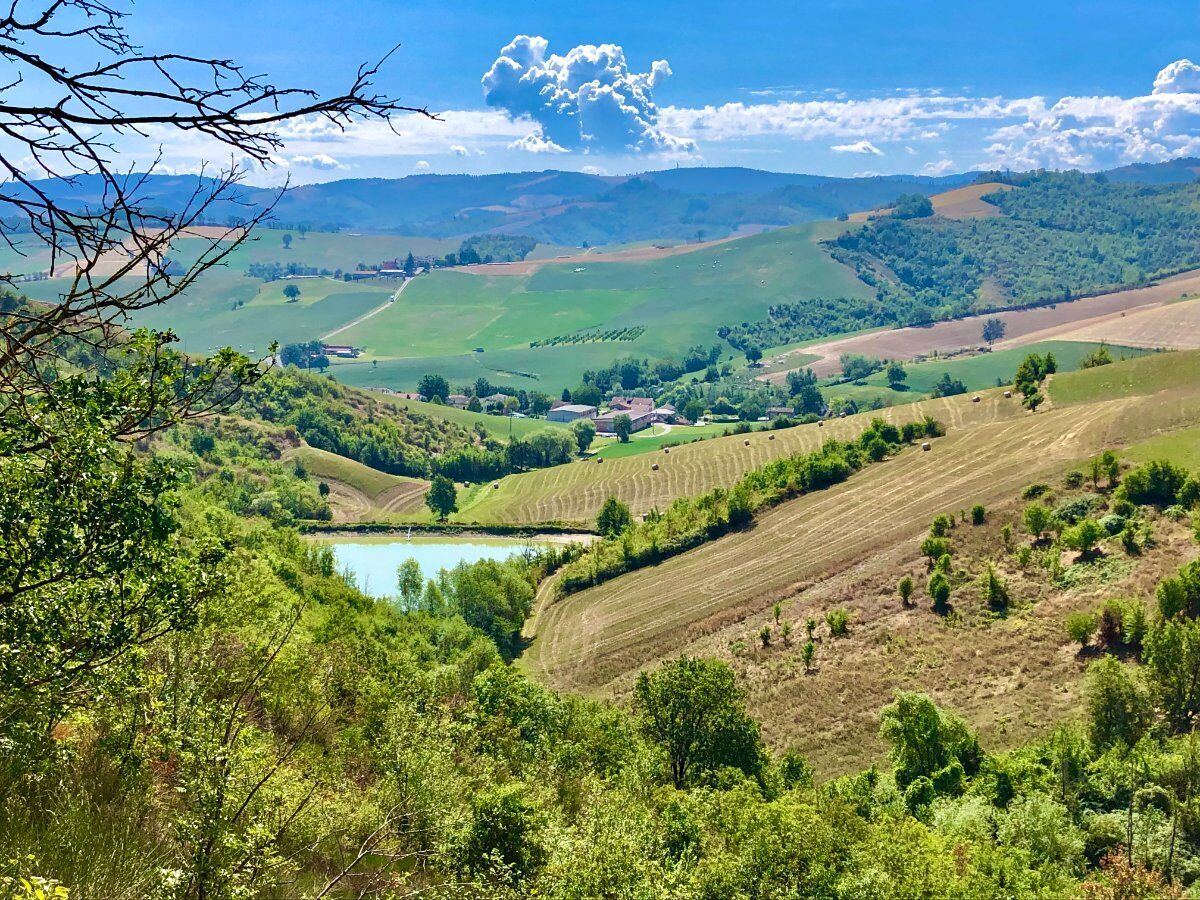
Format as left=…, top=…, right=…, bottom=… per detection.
left=543, top=396, right=686, bottom=434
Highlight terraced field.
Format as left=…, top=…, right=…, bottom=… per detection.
left=520, top=352, right=1200, bottom=697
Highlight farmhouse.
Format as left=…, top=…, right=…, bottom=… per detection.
left=595, top=411, right=653, bottom=434
left=446, top=394, right=470, bottom=409
left=766, top=406, right=794, bottom=418
left=609, top=396, right=655, bottom=414
left=546, top=404, right=597, bottom=423
left=320, top=344, right=361, bottom=358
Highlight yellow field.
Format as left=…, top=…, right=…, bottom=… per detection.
left=1048, top=296, right=1200, bottom=350
left=848, top=182, right=1015, bottom=223
left=288, top=446, right=429, bottom=522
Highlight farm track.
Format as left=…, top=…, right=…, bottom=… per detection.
left=321, top=278, right=410, bottom=341
left=522, top=385, right=1200, bottom=696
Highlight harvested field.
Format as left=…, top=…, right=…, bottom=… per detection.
left=764, top=268, right=1200, bottom=380
left=457, top=389, right=1029, bottom=527
left=288, top=446, right=429, bottom=523
left=848, top=182, right=1014, bottom=222
left=1042, top=296, right=1200, bottom=350
left=521, top=375, right=1200, bottom=699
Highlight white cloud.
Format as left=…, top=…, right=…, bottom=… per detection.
left=920, top=158, right=957, bottom=175
left=482, top=34, right=696, bottom=155
left=1154, top=59, right=1200, bottom=94
left=831, top=140, right=883, bottom=155
left=581, top=164, right=608, bottom=175
left=290, top=153, right=344, bottom=170
left=414, top=160, right=430, bottom=171
left=508, top=133, right=569, bottom=154
left=449, top=144, right=469, bottom=156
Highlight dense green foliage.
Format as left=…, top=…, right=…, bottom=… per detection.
left=718, top=296, right=893, bottom=351
left=830, top=172, right=1200, bottom=326
left=557, top=416, right=943, bottom=594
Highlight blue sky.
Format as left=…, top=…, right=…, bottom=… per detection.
left=110, top=0, right=1200, bottom=181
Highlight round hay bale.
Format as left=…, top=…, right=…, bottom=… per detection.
left=597, top=457, right=604, bottom=464
left=651, top=462, right=659, bottom=471
left=1003, top=390, right=1012, bottom=398
left=663, top=447, right=670, bottom=454
left=818, top=421, right=823, bottom=428
left=492, top=482, right=500, bottom=489
left=744, top=439, right=751, bottom=446
left=971, top=395, right=981, bottom=403
left=768, top=434, right=775, bottom=440
left=922, top=441, right=931, bottom=451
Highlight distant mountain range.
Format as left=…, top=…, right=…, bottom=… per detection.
left=11, top=160, right=1199, bottom=247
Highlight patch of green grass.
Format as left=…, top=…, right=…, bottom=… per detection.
left=824, top=341, right=1152, bottom=407
left=592, top=423, right=735, bottom=459
left=1049, top=348, right=1197, bottom=405
left=1121, top=425, right=1200, bottom=469
left=290, top=446, right=421, bottom=498
left=375, top=395, right=569, bottom=441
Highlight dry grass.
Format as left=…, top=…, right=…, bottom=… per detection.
left=458, top=390, right=1026, bottom=526
left=458, top=235, right=739, bottom=277
left=848, top=182, right=1014, bottom=223
left=519, top=379, right=1200, bottom=774
left=765, top=269, right=1200, bottom=379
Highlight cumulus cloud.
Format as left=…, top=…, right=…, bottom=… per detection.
left=482, top=35, right=696, bottom=154
left=290, top=153, right=344, bottom=170
left=831, top=140, right=883, bottom=155
left=984, top=60, right=1200, bottom=169
left=449, top=145, right=469, bottom=156
left=414, top=160, right=430, bottom=171
left=921, top=158, right=957, bottom=175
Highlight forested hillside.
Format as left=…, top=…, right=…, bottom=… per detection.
left=829, top=172, right=1200, bottom=326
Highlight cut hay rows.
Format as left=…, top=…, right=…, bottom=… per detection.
left=288, top=446, right=429, bottom=523
left=522, top=384, right=1200, bottom=695
left=459, top=391, right=1025, bottom=526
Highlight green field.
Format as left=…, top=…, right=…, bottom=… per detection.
left=592, top=422, right=735, bottom=459
left=1121, top=426, right=1200, bottom=469
left=332, top=221, right=868, bottom=392
left=824, top=341, right=1152, bottom=407
left=17, top=228, right=457, bottom=354
left=378, top=395, right=570, bottom=441
left=1048, top=347, right=1192, bottom=405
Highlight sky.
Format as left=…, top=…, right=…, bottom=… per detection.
left=53, top=0, right=1200, bottom=183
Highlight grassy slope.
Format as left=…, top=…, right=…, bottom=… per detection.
left=18, top=229, right=454, bottom=354
left=378, top=395, right=570, bottom=441
left=519, top=351, right=1200, bottom=772
left=823, top=341, right=1152, bottom=407
left=288, top=446, right=430, bottom=523
left=331, top=221, right=869, bottom=392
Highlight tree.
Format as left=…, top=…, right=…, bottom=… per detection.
left=282, top=232, right=293, bottom=249
left=1085, top=655, right=1152, bottom=751
left=403, top=252, right=416, bottom=277
left=879, top=692, right=981, bottom=791
left=397, top=558, right=423, bottom=606
left=596, top=496, right=632, bottom=537
left=1122, top=459, right=1189, bottom=507
left=682, top=399, right=706, bottom=423
left=802, top=641, right=816, bottom=671
left=982, top=317, right=1007, bottom=346
left=613, top=413, right=633, bottom=443
left=928, top=572, right=951, bottom=610
left=1144, top=614, right=1200, bottom=734
left=979, top=564, right=1009, bottom=612
left=1063, top=518, right=1104, bottom=559
left=1024, top=503, right=1053, bottom=542
left=971, top=504, right=986, bottom=525
left=898, top=575, right=915, bottom=606
left=633, top=656, right=765, bottom=788
left=1066, top=611, right=1097, bottom=649
left=417, top=373, right=451, bottom=404
left=425, top=474, right=458, bottom=521
left=571, top=418, right=596, bottom=455
left=886, top=361, right=908, bottom=389
left=466, top=396, right=482, bottom=413
left=745, top=345, right=763, bottom=366
left=283, top=283, right=301, bottom=302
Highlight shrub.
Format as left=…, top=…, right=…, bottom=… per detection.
left=1062, top=518, right=1104, bottom=558
left=802, top=641, right=816, bottom=671
left=930, top=514, right=954, bottom=537
left=1054, top=494, right=1100, bottom=526
left=1099, top=514, right=1127, bottom=535
left=971, top=504, right=986, bottom=526
left=826, top=609, right=851, bottom=636
left=1065, top=611, right=1097, bottom=649
left=979, top=564, right=1010, bottom=612
left=928, top=572, right=951, bottom=611
left=759, top=625, right=772, bottom=648
left=1023, top=483, right=1051, bottom=500
left=1064, top=471, right=1085, bottom=489
left=898, top=575, right=915, bottom=606
left=921, top=536, right=952, bottom=563
left=1121, top=459, right=1189, bottom=507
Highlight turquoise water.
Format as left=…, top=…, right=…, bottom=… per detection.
left=318, top=536, right=547, bottom=598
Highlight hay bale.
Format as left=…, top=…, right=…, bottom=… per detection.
left=597, top=457, right=604, bottom=464
left=922, top=442, right=931, bottom=451
left=744, top=439, right=751, bottom=446
left=492, top=482, right=499, bottom=489
left=651, top=462, right=659, bottom=471
left=972, top=395, right=981, bottom=403
left=1003, top=390, right=1012, bottom=398
left=768, top=434, right=775, bottom=440
left=663, top=447, right=670, bottom=454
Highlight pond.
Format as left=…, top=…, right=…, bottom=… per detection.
left=312, top=534, right=576, bottom=598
